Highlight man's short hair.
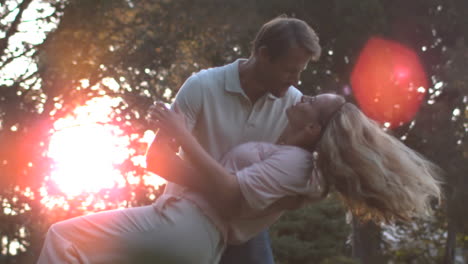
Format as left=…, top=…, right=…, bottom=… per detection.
left=252, top=16, right=321, bottom=61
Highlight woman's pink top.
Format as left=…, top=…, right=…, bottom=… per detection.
left=153, top=142, right=323, bottom=244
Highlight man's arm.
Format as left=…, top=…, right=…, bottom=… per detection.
left=170, top=74, right=204, bottom=131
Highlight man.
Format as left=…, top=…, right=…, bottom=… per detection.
left=148, top=16, right=321, bottom=264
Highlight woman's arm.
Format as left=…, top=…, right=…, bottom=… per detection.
left=146, top=103, right=242, bottom=218
left=146, top=131, right=202, bottom=190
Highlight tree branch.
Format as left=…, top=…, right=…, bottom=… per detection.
left=0, top=0, right=35, bottom=58
left=0, top=45, right=36, bottom=69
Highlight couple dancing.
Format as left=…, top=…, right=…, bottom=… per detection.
left=37, top=17, right=441, bottom=264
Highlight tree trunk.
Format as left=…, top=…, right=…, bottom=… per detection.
left=443, top=216, right=457, bottom=264
left=352, top=216, right=383, bottom=264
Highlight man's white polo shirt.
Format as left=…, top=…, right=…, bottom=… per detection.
left=156, top=59, right=302, bottom=240
left=173, top=58, right=302, bottom=160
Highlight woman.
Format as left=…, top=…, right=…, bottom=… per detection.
left=37, top=94, right=441, bottom=264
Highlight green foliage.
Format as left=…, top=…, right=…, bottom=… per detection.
left=0, top=0, right=467, bottom=263
left=380, top=206, right=447, bottom=263
left=271, top=197, right=353, bottom=264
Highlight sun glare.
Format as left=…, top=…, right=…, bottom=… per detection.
left=47, top=96, right=130, bottom=197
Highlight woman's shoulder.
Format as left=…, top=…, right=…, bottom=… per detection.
left=220, top=142, right=270, bottom=170
left=227, top=142, right=274, bottom=154
left=230, top=142, right=311, bottom=157
left=222, top=142, right=273, bottom=162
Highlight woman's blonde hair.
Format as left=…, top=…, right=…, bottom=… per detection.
left=316, top=103, right=442, bottom=223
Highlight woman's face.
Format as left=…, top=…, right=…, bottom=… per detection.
left=286, top=94, right=345, bottom=131
left=286, top=95, right=320, bottom=129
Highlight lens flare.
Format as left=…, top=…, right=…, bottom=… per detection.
left=47, top=97, right=130, bottom=197
left=351, top=37, right=428, bottom=128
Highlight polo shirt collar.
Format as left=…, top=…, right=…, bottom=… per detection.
left=225, top=59, right=278, bottom=101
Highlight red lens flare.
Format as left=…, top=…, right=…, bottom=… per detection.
left=351, top=37, right=428, bottom=128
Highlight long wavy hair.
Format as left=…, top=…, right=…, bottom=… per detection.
left=316, top=103, right=442, bottom=223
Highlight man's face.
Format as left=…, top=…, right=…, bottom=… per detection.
left=262, top=46, right=312, bottom=98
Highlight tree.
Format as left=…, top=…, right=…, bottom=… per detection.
left=1, top=0, right=467, bottom=263
left=0, top=0, right=66, bottom=262
left=270, top=196, right=355, bottom=264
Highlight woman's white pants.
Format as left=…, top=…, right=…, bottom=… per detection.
left=37, top=198, right=223, bottom=264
